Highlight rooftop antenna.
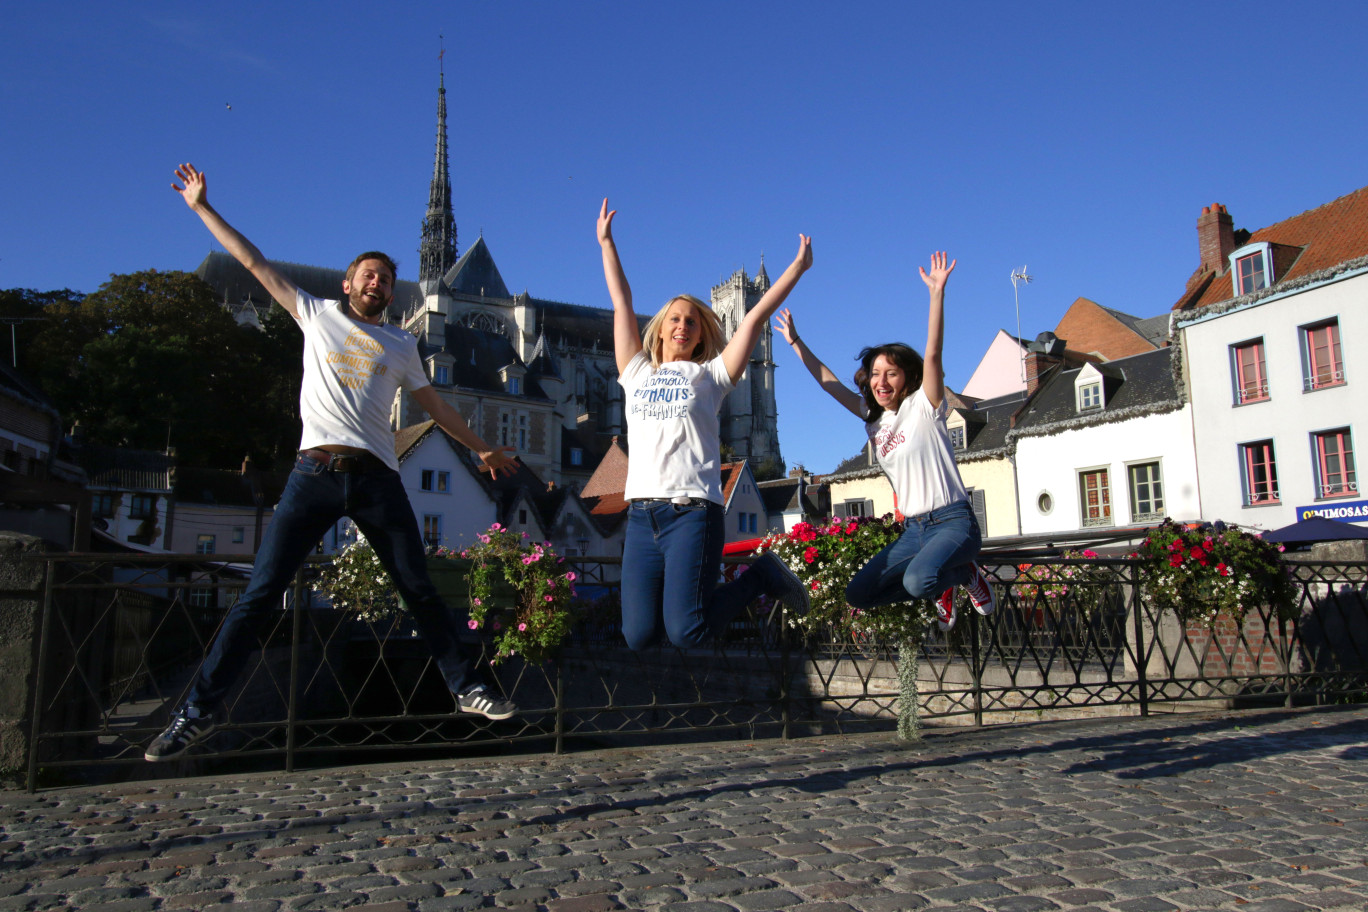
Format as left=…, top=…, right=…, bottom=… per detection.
left=1011, top=265, right=1032, bottom=395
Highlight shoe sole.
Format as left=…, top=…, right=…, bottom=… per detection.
left=461, top=707, right=516, bottom=721
left=144, top=724, right=217, bottom=762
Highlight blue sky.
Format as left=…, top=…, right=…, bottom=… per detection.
left=4, top=1, right=1364, bottom=475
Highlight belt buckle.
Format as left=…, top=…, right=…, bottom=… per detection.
left=670, top=496, right=692, bottom=505
left=330, top=454, right=359, bottom=472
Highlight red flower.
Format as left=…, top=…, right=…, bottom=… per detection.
left=1202, top=539, right=1215, bottom=552
left=803, top=546, right=819, bottom=564
left=1217, top=562, right=1230, bottom=576
left=1190, top=547, right=1205, bottom=561
left=1169, top=554, right=1184, bottom=567
left=809, top=580, right=820, bottom=591
left=846, top=522, right=858, bottom=534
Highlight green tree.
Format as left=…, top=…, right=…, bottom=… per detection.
left=20, top=270, right=299, bottom=468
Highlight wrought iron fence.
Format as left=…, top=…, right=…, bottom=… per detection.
left=19, top=550, right=1368, bottom=790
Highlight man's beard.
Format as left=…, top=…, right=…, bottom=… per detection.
left=349, top=289, right=391, bottom=319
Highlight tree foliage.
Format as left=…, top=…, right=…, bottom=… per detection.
left=10, top=270, right=303, bottom=469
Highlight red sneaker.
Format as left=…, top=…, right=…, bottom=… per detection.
left=966, top=564, right=996, bottom=616
left=936, top=588, right=957, bottom=632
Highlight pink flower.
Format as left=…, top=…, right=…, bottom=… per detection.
left=492, top=621, right=501, bottom=631
left=467, top=619, right=479, bottom=629
left=491, top=523, right=502, bottom=531
left=544, top=595, right=554, bottom=602
left=522, top=556, right=533, bottom=565
left=478, top=534, right=490, bottom=544
left=518, top=623, right=527, bottom=632
left=566, top=572, right=577, bottom=581
left=473, top=598, right=482, bottom=606
left=1082, top=549, right=1098, bottom=559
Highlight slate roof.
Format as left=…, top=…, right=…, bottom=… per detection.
left=429, top=323, right=550, bottom=399
left=954, top=391, right=1029, bottom=460
left=757, top=476, right=830, bottom=519
left=443, top=237, right=511, bottom=299
left=1174, top=183, right=1368, bottom=311
left=1009, top=347, right=1181, bottom=435
left=79, top=443, right=173, bottom=492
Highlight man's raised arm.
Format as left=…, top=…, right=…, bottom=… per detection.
left=172, top=163, right=301, bottom=316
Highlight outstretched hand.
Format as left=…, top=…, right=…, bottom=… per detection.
left=919, top=250, right=956, bottom=293
left=171, top=163, right=207, bottom=209
left=773, top=308, right=799, bottom=345
left=478, top=446, right=521, bottom=478
left=597, top=198, right=616, bottom=245
left=792, top=234, right=813, bottom=273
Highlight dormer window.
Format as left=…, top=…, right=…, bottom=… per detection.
left=948, top=425, right=966, bottom=450
left=509, top=377, right=521, bottom=395
left=499, top=364, right=526, bottom=396
left=1079, top=382, right=1101, bottom=410
left=1230, top=242, right=1273, bottom=296
left=432, top=364, right=449, bottom=385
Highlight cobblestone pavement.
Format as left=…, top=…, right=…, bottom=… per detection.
left=2, top=706, right=1367, bottom=912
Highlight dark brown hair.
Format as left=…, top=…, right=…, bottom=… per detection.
left=853, top=343, right=924, bottom=420
left=345, top=251, right=398, bottom=286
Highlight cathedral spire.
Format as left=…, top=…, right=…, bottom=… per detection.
left=419, top=46, right=457, bottom=287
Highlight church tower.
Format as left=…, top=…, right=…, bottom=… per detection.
left=418, top=67, right=457, bottom=290
left=711, top=259, right=783, bottom=473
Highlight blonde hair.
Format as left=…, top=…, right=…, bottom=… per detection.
left=641, top=294, right=725, bottom=368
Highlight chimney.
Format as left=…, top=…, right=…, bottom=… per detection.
left=1198, top=203, right=1235, bottom=275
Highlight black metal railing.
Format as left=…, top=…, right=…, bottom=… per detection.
left=19, top=551, right=1368, bottom=789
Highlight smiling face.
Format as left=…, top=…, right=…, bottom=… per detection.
left=342, top=258, right=396, bottom=322
left=658, top=298, right=701, bottom=363
left=868, top=354, right=909, bottom=410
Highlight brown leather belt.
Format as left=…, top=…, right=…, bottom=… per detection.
left=299, top=448, right=385, bottom=473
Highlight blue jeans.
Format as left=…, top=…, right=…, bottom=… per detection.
left=620, top=500, right=773, bottom=650
left=845, top=500, right=982, bottom=608
left=186, top=453, right=476, bottom=709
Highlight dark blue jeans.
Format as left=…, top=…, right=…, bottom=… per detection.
left=186, top=453, right=476, bottom=709
left=620, top=500, right=772, bottom=650
left=845, top=499, right=982, bottom=608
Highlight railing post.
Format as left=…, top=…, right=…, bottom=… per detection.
left=26, top=558, right=57, bottom=794
left=780, top=616, right=792, bottom=740
left=970, top=608, right=984, bottom=727
left=285, top=567, right=306, bottom=773
left=1130, top=559, right=1150, bottom=717
left=554, top=657, right=565, bottom=755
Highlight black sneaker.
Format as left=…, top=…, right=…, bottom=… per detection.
left=457, top=686, right=517, bottom=720
left=144, top=705, right=217, bottom=762
left=755, top=552, right=811, bottom=616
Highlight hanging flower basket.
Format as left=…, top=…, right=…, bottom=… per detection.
left=756, top=515, right=933, bottom=643
left=1132, top=519, right=1297, bottom=627
left=461, top=523, right=577, bottom=664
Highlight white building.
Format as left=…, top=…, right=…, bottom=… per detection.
left=1173, top=191, right=1368, bottom=530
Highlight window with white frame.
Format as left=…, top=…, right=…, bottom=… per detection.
left=1232, top=243, right=1272, bottom=296
left=1301, top=319, right=1344, bottom=391
left=432, top=364, right=449, bottom=385
left=1079, top=468, right=1112, bottom=527
left=1313, top=428, right=1357, bottom=499
left=1231, top=338, right=1269, bottom=404
left=838, top=499, right=872, bottom=518
left=196, top=534, right=215, bottom=554
left=422, top=514, right=442, bottom=547
left=948, top=425, right=966, bottom=450
left=1127, top=461, right=1164, bottom=523
left=1078, top=381, right=1102, bottom=411
left=509, top=376, right=522, bottom=395
left=1240, top=440, right=1280, bottom=505
left=421, top=469, right=450, bottom=493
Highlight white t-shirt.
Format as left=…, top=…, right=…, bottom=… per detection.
left=619, top=351, right=735, bottom=504
left=293, top=291, right=430, bottom=471
left=864, top=389, right=968, bottom=518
